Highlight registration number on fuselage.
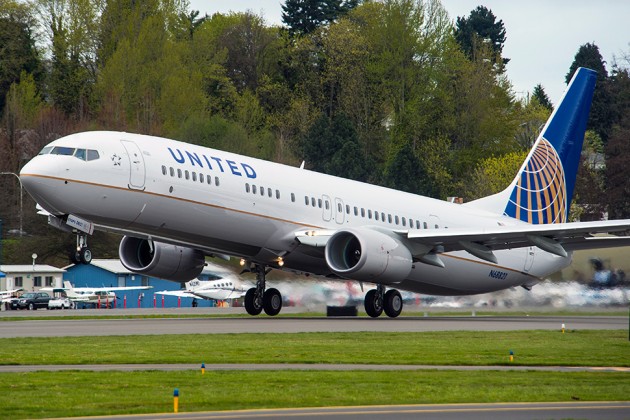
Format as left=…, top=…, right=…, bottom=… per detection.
left=488, top=270, right=508, bottom=280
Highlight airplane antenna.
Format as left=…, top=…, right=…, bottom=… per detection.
left=299, top=161, right=305, bottom=169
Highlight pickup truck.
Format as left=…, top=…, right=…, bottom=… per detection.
left=10, top=292, right=51, bottom=310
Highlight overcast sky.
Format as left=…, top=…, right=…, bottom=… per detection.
left=191, top=0, right=630, bottom=104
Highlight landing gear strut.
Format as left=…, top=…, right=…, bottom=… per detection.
left=70, top=233, right=92, bottom=265
left=244, top=265, right=282, bottom=316
left=364, top=285, right=403, bottom=318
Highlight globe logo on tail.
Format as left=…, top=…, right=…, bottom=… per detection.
left=504, top=138, right=567, bottom=224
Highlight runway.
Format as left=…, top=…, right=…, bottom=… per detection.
left=0, top=313, right=626, bottom=338
left=51, top=402, right=630, bottom=420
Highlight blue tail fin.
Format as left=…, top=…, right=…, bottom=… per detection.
left=468, top=67, right=596, bottom=224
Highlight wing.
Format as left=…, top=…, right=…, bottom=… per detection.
left=154, top=290, right=193, bottom=298
left=296, top=219, right=630, bottom=266
left=75, top=286, right=154, bottom=292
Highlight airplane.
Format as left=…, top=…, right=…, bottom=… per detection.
left=1, top=288, right=24, bottom=307
left=18, top=67, right=630, bottom=318
left=41, top=281, right=153, bottom=307
left=154, top=277, right=248, bottom=302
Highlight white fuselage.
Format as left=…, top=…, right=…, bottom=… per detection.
left=20, top=131, right=571, bottom=296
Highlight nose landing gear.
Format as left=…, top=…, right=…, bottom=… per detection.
left=70, top=233, right=92, bottom=265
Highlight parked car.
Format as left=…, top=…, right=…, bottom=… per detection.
left=48, top=297, right=73, bottom=310
left=10, top=292, right=51, bottom=310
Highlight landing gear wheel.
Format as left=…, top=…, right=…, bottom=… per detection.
left=364, top=289, right=383, bottom=318
left=244, top=288, right=263, bottom=315
left=70, top=251, right=81, bottom=264
left=263, top=288, right=282, bottom=316
left=79, top=247, right=92, bottom=264
left=384, top=290, right=403, bottom=318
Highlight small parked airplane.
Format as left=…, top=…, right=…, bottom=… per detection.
left=1, top=288, right=23, bottom=307
left=155, top=277, right=248, bottom=302
left=19, top=67, right=630, bottom=317
left=42, top=281, right=152, bottom=307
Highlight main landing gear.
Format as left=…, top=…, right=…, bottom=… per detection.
left=244, top=264, right=282, bottom=316
left=70, top=233, right=92, bottom=265
left=364, top=285, right=403, bottom=318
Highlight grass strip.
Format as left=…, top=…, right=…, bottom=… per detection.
left=1, top=330, right=629, bottom=367
left=2, top=370, right=629, bottom=419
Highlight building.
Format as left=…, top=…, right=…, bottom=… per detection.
left=63, top=259, right=223, bottom=308
left=0, top=264, right=66, bottom=291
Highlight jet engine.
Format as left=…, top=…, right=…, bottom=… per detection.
left=324, top=228, right=412, bottom=283
left=119, top=236, right=205, bottom=282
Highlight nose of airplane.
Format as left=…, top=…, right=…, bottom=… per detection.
left=19, top=156, right=65, bottom=215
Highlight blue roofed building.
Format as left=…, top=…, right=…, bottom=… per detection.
left=63, top=259, right=223, bottom=308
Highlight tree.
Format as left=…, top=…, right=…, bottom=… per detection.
left=463, top=150, right=527, bottom=200
left=0, top=2, right=41, bottom=116
left=532, top=84, right=552, bottom=111
left=604, top=116, right=630, bottom=219
left=383, top=142, right=436, bottom=196
left=454, top=5, right=509, bottom=70
left=566, top=43, right=614, bottom=143
left=282, top=0, right=359, bottom=36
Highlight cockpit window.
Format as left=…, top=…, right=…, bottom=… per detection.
left=74, top=149, right=86, bottom=160
left=51, top=146, right=75, bottom=156
left=38, top=146, right=100, bottom=161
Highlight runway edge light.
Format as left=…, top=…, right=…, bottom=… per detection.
left=173, top=388, right=179, bottom=413
left=509, top=350, right=514, bottom=363
left=201, top=363, right=205, bottom=375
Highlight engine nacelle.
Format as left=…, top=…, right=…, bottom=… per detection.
left=119, top=236, right=205, bottom=282
left=324, top=228, right=412, bottom=283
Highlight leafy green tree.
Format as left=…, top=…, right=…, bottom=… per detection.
left=566, top=42, right=614, bottom=143
left=463, top=150, right=527, bottom=200
left=604, top=117, right=630, bottom=219
left=454, top=5, right=509, bottom=70
left=282, top=0, right=359, bottom=36
left=532, top=84, right=552, bottom=111
left=0, top=2, right=41, bottom=116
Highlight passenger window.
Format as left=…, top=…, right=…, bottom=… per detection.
left=207, top=175, right=212, bottom=185
left=375, top=212, right=379, bottom=221
left=192, top=172, right=197, bottom=182
left=185, top=170, right=190, bottom=180
left=305, top=196, right=309, bottom=205
left=354, top=207, right=358, bottom=216
left=260, top=186, right=265, bottom=196
left=246, top=183, right=250, bottom=193
left=161, top=165, right=167, bottom=175
left=361, top=208, right=365, bottom=217
left=253, top=185, right=257, bottom=194
left=395, top=216, right=399, bottom=225
left=311, top=197, right=316, bottom=207
left=291, top=193, right=296, bottom=203
left=388, top=214, right=392, bottom=224
left=200, top=173, right=204, bottom=183
left=325, top=200, right=330, bottom=210
left=318, top=199, right=322, bottom=208
left=423, top=222, right=428, bottom=229
left=215, top=177, right=219, bottom=186
left=346, top=205, right=350, bottom=214
left=338, top=203, right=342, bottom=212
left=368, top=209, right=372, bottom=219
left=169, top=167, right=175, bottom=177
left=416, top=220, right=420, bottom=229
left=268, top=188, right=272, bottom=197
left=435, top=224, right=439, bottom=229
left=402, top=217, right=406, bottom=227
left=177, top=169, right=182, bottom=178
left=276, top=190, right=280, bottom=199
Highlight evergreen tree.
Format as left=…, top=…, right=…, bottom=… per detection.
left=532, top=84, right=553, bottom=111
left=454, top=5, right=509, bottom=69
left=566, top=43, right=614, bottom=143
left=383, top=142, right=436, bottom=196
left=282, top=0, right=360, bottom=36
left=604, top=115, right=630, bottom=219
left=0, top=6, right=40, bottom=116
